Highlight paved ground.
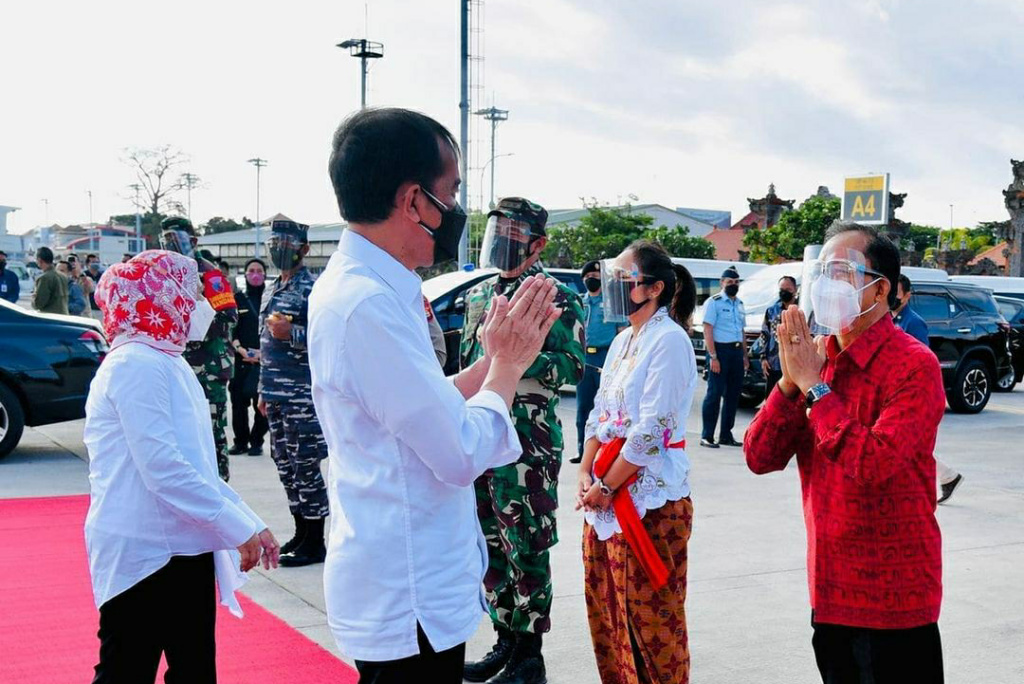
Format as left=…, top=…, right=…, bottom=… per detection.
left=4, top=383, right=1024, bottom=683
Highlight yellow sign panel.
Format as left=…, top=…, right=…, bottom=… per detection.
left=844, top=176, right=885, bottom=192
left=842, top=173, right=889, bottom=225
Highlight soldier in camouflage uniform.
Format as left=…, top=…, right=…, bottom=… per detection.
left=258, top=219, right=330, bottom=568
left=460, top=197, right=585, bottom=684
left=159, top=218, right=237, bottom=482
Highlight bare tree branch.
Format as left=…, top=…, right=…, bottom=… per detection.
left=121, top=146, right=190, bottom=216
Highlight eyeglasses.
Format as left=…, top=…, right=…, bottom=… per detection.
left=810, top=259, right=884, bottom=285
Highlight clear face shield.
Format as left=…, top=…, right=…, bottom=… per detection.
left=266, top=234, right=305, bottom=271
left=479, top=214, right=535, bottom=272
left=803, top=246, right=884, bottom=334
left=600, top=260, right=651, bottom=324
left=159, top=229, right=196, bottom=259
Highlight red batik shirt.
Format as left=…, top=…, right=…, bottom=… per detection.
left=745, top=314, right=945, bottom=629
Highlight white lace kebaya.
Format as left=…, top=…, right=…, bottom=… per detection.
left=584, top=307, right=698, bottom=540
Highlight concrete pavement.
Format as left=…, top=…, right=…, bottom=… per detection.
left=4, top=384, right=1024, bottom=683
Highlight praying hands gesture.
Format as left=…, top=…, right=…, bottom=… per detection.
left=776, top=307, right=826, bottom=397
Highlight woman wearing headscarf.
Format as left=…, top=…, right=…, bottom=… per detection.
left=576, top=240, right=699, bottom=684
left=84, top=250, right=280, bottom=684
left=228, top=258, right=270, bottom=456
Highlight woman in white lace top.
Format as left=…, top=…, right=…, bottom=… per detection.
left=576, top=240, right=698, bottom=684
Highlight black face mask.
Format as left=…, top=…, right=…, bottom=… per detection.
left=584, top=277, right=601, bottom=293
left=606, top=279, right=648, bottom=318
left=488, top=237, right=536, bottom=273
left=779, top=289, right=795, bottom=304
left=725, top=283, right=739, bottom=297
left=419, top=189, right=468, bottom=264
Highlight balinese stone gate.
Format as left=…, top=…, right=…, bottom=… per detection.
left=1002, top=160, right=1024, bottom=277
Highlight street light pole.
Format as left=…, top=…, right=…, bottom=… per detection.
left=129, top=184, right=143, bottom=239
left=247, top=158, right=268, bottom=258
left=478, top=153, right=515, bottom=211
left=474, top=107, right=509, bottom=210
left=181, top=172, right=200, bottom=221
left=458, top=0, right=470, bottom=267
left=41, top=198, right=49, bottom=226
left=337, top=39, right=384, bottom=109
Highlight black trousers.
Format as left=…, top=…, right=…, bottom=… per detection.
left=575, top=361, right=604, bottom=457
left=230, top=389, right=268, bottom=449
left=354, top=624, right=465, bottom=684
left=812, top=617, right=944, bottom=684
left=93, top=553, right=217, bottom=684
left=702, top=343, right=744, bottom=441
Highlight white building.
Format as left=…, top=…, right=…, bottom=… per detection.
left=546, top=204, right=716, bottom=237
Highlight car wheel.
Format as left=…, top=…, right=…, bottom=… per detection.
left=0, top=383, right=26, bottom=460
left=946, top=359, right=992, bottom=414
left=737, top=392, right=764, bottom=409
left=995, top=371, right=1017, bottom=392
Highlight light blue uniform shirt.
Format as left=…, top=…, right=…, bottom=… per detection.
left=584, top=293, right=618, bottom=350
left=703, top=292, right=746, bottom=344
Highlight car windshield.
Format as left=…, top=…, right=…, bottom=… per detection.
left=736, top=262, right=803, bottom=318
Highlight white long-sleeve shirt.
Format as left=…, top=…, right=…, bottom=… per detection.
left=584, top=307, right=697, bottom=540
left=83, top=342, right=264, bottom=614
left=308, top=230, right=521, bottom=662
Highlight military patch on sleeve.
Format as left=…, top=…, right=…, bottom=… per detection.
left=203, top=270, right=237, bottom=311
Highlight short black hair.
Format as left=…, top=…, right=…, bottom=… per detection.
left=329, top=108, right=459, bottom=224
left=86, top=253, right=98, bottom=262
left=0, top=250, right=6, bottom=257
left=823, top=220, right=901, bottom=308
left=36, top=246, right=55, bottom=264
left=898, top=273, right=913, bottom=294
left=779, top=275, right=797, bottom=287
left=581, top=260, right=600, bottom=278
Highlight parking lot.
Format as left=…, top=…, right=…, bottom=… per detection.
left=4, top=378, right=1023, bottom=683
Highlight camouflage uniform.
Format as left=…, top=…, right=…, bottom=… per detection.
left=184, top=258, right=237, bottom=482
left=260, top=266, right=329, bottom=520
left=460, top=262, right=585, bottom=634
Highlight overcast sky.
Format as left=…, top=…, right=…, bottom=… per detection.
left=2, top=0, right=1022, bottom=234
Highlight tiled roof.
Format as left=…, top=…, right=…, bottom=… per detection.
left=969, top=241, right=1009, bottom=268
left=705, top=228, right=749, bottom=261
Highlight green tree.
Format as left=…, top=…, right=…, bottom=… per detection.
left=201, top=216, right=253, bottom=235
left=108, top=211, right=168, bottom=247
left=540, top=206, right=714, bottom=267
left=743, top=195, right=841, bottom=262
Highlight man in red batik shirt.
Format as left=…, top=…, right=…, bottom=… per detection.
left=745, top=221, right=946, bottom=684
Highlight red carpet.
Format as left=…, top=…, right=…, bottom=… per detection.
left=0, top=495, right=358, bottom=683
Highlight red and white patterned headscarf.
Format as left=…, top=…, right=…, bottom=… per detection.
left=95, top=250, right=199, bottom=355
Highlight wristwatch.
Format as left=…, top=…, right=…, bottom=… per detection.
left=805, top=382, right=832, bottom=410
left=595, top=477, right=615, bottom=497
left=708, top=352, right=717, bottom=360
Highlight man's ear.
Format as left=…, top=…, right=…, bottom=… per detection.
left=531, top=236, right=548, bottom=257
left=300, top=244, right=311, bottom=258
left=398, top=183, right=423, bottom=225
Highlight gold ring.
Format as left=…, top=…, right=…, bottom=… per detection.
left=790, top=334, right=801, bottom=344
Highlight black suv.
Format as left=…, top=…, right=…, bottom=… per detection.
left=708, top=282, right=1013, bottom=414
left=905, top=282, right=1013, bottom=413
left=994, top=295, right=1024, bottom=391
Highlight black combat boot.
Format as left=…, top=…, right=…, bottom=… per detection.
left=490, top=633, right=546, bottom=684
left=280, top=513, right=306, bottom=556
left=279, top=517, right=326, bottom=567
left=463, top=625, right=516, bottom=682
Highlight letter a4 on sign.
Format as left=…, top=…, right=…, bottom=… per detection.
left=842, top=174, right=889, bottom=225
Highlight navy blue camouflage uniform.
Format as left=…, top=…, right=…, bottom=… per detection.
left=260, top=265, right=330, bottom=519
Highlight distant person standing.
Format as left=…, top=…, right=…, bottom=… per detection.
left=700, top=266, right=748, bottom=448
left=68, top=259, right=95, bottom=317
left=33, top=247, right=69, bottom=315
left=757, top=275, right=798, bottom=397
left=571, top=260, right=621, bottom=465
left=0, top=250, right=20, bottom=303
left=85, top=254, right=104, bottom=313
left=892, top=274, right=964, bottom=505
left=258, top=219, right=330, bottom=568
left=159, top=217, right=239, bottom=482
left=229, top=258, right=269, bottom=457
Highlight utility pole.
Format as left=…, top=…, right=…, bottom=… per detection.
left=181, top=173, right=200, bottom=221
left=247, top=158, right=268, bottom=258
left=474, top=106, right=509, bottom=210
left=41, top=198, right=49, bottom=226
left=458, top=0, right=470, bottom=266
left=337, top=39, right=384, bottom=109
left=129, top=183, right=143, bottom=239
left=87, top=190, right=93, bottom=228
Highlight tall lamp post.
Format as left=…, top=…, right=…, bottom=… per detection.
left=247, top=158, right=268, bottom=258
left=337, top=39, right=384, bottom=109
left=474, top=106, right=509, bottom=210
left=129, top=183, right=143, bottom=240
left=479, top=153, right=515, bottom=211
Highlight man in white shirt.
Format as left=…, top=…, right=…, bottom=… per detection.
left=308, top=107, right=561, bottom=683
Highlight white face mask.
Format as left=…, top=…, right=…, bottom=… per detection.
left=810, top=276, right=881, bottom=334
left=187, top=299, right=216, bottom=342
